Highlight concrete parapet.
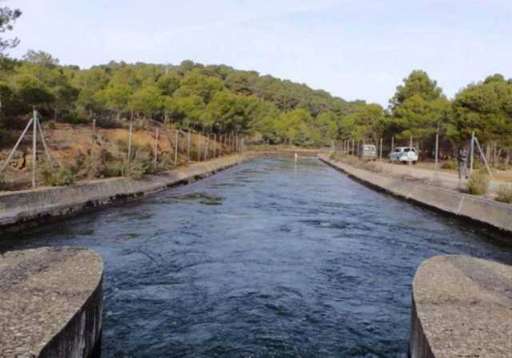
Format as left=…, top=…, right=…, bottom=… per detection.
left=0, top=154, right=246, bottom=230
left=410, top=255, right=512, bottom=358
left=319, top=155, right=512, bottom=233
left=0, top=247, right=104, bottom=358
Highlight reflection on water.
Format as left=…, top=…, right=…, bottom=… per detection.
left=1, top=157, right=511, bottom=357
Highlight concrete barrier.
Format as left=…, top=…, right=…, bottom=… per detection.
left=319, top=155, right=512, bottom=233
left=0, top=247, right=104, bottom=358
left=0, top=154, right=247, bottom=231
left=410, top=255, right=512, bottom=358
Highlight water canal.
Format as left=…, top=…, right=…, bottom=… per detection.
left=1, top=157, right=511, bottom=357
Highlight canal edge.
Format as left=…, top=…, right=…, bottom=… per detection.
left=319, top=155, right=512, bottom=234
left=0, top=154, right=253, bottom=232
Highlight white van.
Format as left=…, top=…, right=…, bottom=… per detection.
left=358, top=144, right=377, bottom=161
left=389, top=147, right=418, bottom=164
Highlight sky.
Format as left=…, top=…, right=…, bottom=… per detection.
left=7, top=0, right=512, bottom=106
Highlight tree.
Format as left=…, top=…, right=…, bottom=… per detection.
left=339, top=103, right=385, bottom=142
left=96, top=82, right=132, bottom=120
left=174, top=70, right=224, bottom=103
left=389, top=70, right=449, bottom=145
left=0, top=6, right=21, bottom=54
left=23, top=50, right=60, bottom=67
left=390, top=70, right=443, bottom=110
left=451, top=74, right=512, bottom=149
left=128, top=85, right=162, bottom=119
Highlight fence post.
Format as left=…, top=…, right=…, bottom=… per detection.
left=153, top=128, right=159, bottom=170
left=127, top=116, right=133, bottom=173
left=32, top=108, right=37, bottom=188
left=187, top=130, right=191, bottom=162
left=469, top=131, right=475, bottom=175
left=409, top=136, right=413, bottom=166
left=174, top=130, right=179, bottom=165
left=435, top=129, right=439, bottom=171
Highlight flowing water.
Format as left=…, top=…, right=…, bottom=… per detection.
left=1, top=157, right=511, bottom=357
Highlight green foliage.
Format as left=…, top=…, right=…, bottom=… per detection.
left=390, top=70, right=443, bottom=109
left=440, top=161, right=457, bottom=170
left=495, top=185, right=512, bottom=204
left=389, top=70, right=449, bottom=142
left=40, top=162, right=76, bottom=186
left=339, top=103, right=385, bottom=142
left=451, top=74, right=512, bottom=146
left=0, top=6, right=22, bottom=53
left=466, top=169, right=490, bottom=195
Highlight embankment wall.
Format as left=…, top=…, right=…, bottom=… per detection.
left=0, top=154, right=247, bottom=230
left=319, top=155, right=512, bottom=233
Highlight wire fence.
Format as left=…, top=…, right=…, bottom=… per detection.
left=0, top=110, right=245, bottom=190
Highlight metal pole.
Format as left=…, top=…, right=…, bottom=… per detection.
left=153, top=128, right=159, bottom=170
left=0, top=117, right=34, bottom=175
left=37, top=117, right=58, bottom=167
left=474, top=136, right=493, bottom=178
left=469, top=131, right=475, bottom=175
left=391, top=136, right=395, bottom=152
left=379, top=138, right=383, bottom=161
left=214, top=133, right=217, bottom=158
left=409, top=136, right=413, bottom=166
left=174, top=130, right=179, bottom=165
left=187, top=131, right=191, bottom=162
left=435, top=129, right=439, bottom=171
left=32, top=108, right=37, bottom=188
left=127, top=116, right=133, bottom=170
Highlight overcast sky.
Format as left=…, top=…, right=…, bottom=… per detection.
left=7, top=0, right=512, bottom=106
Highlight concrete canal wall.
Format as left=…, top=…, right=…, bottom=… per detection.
left=410, top=255, right=512, bottom=358
left=0, top=154, right=247, bottom=231
left=0, top=247, right=103, bottom=358
left=319, top=155, right=512, bottom=233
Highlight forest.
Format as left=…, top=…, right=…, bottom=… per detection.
left=0, top=5, right=511, bottom=163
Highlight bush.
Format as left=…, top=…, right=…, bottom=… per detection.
left=40, top=162, right=76, bottom=186
left=0, top=173, right=6, bottom=191
left=496, top=185, right=512, bottom=204
left=466, top=169, right=489, bottom=195
left=441, top=161, right=457, bottom=170
left=495, top=163, right=511, bottom=171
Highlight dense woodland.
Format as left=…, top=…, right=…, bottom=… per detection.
left=0, top=6, right=511, bottom=163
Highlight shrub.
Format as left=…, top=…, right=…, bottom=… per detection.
left=466, top=169, right=489, bottom=195
left=495, top=163, right=510, bottom=171
left=40, top=162, right=76, bottom=186
left=0, top=173, right=6, bottom=191
left=441, top=160, right=457, bottom=170
left=496, top=185, right=512, bottom=204
left=101, top=162, right=122, bottom=177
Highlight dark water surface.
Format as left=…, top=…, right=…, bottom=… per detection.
left=1, top=158, right=512, bottom=357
